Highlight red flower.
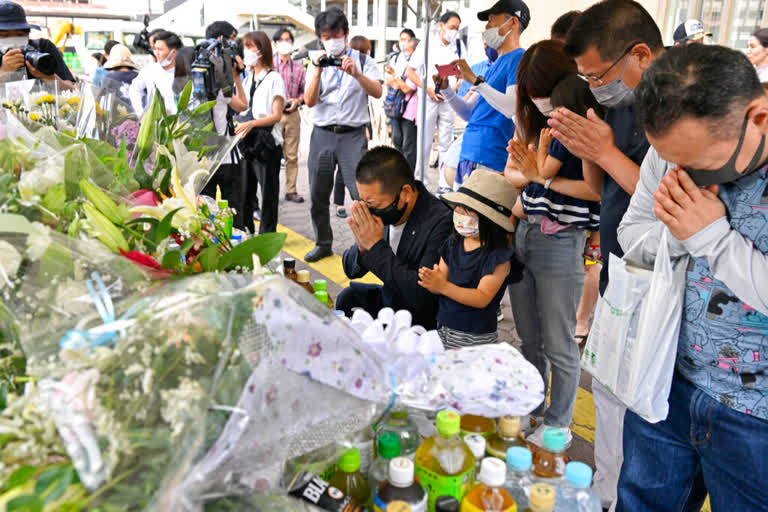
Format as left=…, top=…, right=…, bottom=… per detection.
left=119, top=249, right=173, bottom=278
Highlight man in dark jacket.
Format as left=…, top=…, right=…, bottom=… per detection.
left=340, top=146, right=453, bottom=329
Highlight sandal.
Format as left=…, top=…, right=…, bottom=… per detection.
left=574, top=332, right=589, bottom=345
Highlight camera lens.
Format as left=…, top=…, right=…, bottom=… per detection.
left=25, top=51, right=57, bottom=76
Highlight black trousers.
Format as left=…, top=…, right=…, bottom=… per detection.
left=391, top=116, right=418, bottom=173
left=201, top=162, right=248, bottom=230
left=243, top=148, right=282, bottom=234
left=336, top=282, right=385, bottom=318
left=334, top=168, right=346, bottom=207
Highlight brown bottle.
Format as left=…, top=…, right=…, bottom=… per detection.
left=297, top=270, right=315, bottom=294
left=284, top=258, right=298, bottom=282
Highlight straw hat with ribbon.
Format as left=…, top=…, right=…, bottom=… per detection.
left=441, top=170, right=518, bottom=232
left=104, top=44, right=138, bottom=71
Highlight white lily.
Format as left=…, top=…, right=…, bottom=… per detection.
left=130, top=143, right=209, bottom=230
left=0, top=240, right=22, bottom=288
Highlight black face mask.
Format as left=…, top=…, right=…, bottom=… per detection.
left=369, top=187, right=408, bottom=225
left=685, top=113, right=767, bottom=187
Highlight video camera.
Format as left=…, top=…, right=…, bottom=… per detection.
left=133, top=14, right=153, bottom=56
left=191, top=37, right=243, bottom=100
left=0, top=45, right=57, bottom=77
left=317, top=55, right=343, bottom=67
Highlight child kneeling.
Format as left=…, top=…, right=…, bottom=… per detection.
left=418, top=170, right=517, bottom=348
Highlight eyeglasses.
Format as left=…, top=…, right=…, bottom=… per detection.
left=577, top=42, right=639, bottom=86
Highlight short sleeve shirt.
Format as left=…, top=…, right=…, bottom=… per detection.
left=308, top=48, right=383, bottom=127
left=408, top=39, right=467, bottom=88
left=243, top=69, right=286, bottom=146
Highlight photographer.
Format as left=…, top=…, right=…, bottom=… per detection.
left=203, top=21, right=247, bottom=139
left=303, top=7, right=383, bottom=262
left=0, top=0, right=75, bottom=87
left=129, top=30, right=182, bottom=116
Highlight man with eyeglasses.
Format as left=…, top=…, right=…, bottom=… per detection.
left=547, top=1, right=664, bottom=510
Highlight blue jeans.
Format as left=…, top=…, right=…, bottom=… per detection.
left=508, top=220, right=586, bottom=427
left=617, top=373, right=768, bottom=512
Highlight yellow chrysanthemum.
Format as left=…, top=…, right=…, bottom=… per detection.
left=66, top=96, right=80, bottom=106
left=29, top=113, right=39, bottom=121
left=41, top=94, right=55, bottom=103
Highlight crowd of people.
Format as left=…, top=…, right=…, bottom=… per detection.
left=2, top=0, right=768, bottom=509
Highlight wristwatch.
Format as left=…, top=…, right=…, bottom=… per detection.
left=544, top=178, right=554, bottom=190
left=474, top=75, right=485, bottom=86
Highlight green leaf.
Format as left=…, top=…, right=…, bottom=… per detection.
left=34, top=466, right=72, bottom=504
left=161, top=250, right=183, bottom=270
left=7, top=494, right=43, bottom=512
left=154, top=208, right=181, bottom=244
left=177, top=81, right=192, bottom=112
left=198, top=246, right=220, bottom=272
left=7, top=466, right=36, bottom=490
left=193, top=101, right=216, bottom=116
left=217, top=232, right=287, bottom=271
left=36, top=243, right=74, bottom=287
left=179, top=237, right=195, bottom=256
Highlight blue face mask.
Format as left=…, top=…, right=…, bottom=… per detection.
left=485, top=47, right=499, bottom=63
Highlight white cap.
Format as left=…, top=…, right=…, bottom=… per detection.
left=479, top=457, right=506, bottom=488
left=389, top=457, right=415, bottom=487
left=464, top=434, right=486, bottom=460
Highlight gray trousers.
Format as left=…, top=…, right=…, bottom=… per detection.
left=308, top=126, right=367, bottom=248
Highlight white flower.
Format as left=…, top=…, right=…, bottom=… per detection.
left=160, top=378, right=207, bottom=438
left=26, top=221, right=51, bottom=261
left=0, top=241, right=22, bottom=288
left=17, top=164, right=64, bottom=201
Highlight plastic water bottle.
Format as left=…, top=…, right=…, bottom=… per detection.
left=555, top=462, right=601, bottom=512
left=504, top=446, right=534, bottom=510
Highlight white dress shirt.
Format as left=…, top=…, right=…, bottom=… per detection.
left=128, top=62, right=178, bottom=117
left=307, top=48, right=383, bottom=128
left=408, top=37, right=467, bottom=89
left=243, top=69, right=286, bottom=146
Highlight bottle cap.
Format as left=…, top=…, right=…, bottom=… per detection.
left=284, top=258, right=296, bottom=270
left=464, top=434, right=486, bottom=460
left=529, top=483, right=555, bottom=509
left=314, top=279, right=328, bottom=292
left=334, top=310, right=345, bottom=316
left=338, top=447, right=361, bottom=473
left=478, top=457, right=506, bottom=487
left=390, top=410, right=408, bottom=420
left=506, top=446, right=532, bottom=471
left=297, top=270, right=311, bottom=284
left=565, top=461, right=593, bottom=489
left=378, top=432, right=401, bottom=459
left=315, top=291, right=329, bottom=304
left=436, top=410, right=461, bottom=438
left=498, top=416, right=521, bottom=438
left=542, top=427, right=567, bottom=453
left=217, top=199, right=228, bottom=209
left=434, top=496, right=460, bottom=512
left=386, top=502, right=412, bottom=512
left=388, top=457, right=415, bottom=487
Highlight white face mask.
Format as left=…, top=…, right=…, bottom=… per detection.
left=0, top=36, right=29, bottom=51
left=159, top=50, right=176, bottom=68
left=532, top=97, right=554, bottom=117
left=483, top=18, right=513, bottom=50
left=276, top=41, right=293, bottom=55
left=322, top=37, right=346, bottom=57
left=243, top=49, right=261, bottom=67
left=443, top=28, right=459, bottom=44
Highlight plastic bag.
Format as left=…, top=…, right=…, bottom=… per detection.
left=582, top=228, right=687, bottom=423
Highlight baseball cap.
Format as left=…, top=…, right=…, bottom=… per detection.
left=673, top=19, right=712, bottom=44
left=477, top=0, right=530, bottom=30
left=0, top=1, right=40, bottom=31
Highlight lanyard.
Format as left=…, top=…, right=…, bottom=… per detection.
left=333, top=49, right=352, bottom=89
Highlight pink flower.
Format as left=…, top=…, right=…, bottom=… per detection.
left=265, top=385, right=278, bottom=405
left=127, top=189, right=159, bottom=207
left=355, top=378, right=363, bottom=389
left=307, top=343, right=322, bottom=358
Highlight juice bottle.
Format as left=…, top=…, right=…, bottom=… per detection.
left=460, top=457, right=517, bottom=512
left=414, top=410, right=476, bottom=512
left=435, top=496, right=460, bottom=512
left=531, top=428, right=569, bottom=483
left=460, top=415, right=496, bottom=439
left=329, top=447, right=372, bottom=507
left=524, top=483, right=555, bottom=512
left=505, top=447, right=534, bottom=511
left=463, top=434, right=486, bottom=474
left=284, top=258, right=298, bottom=282
left=314, top=279, right=334, bottom=309
left=297, top=270, right=315, bottom=294
left=486, top=417, right=527, bottom=460
left=375, top=410, right=420, bottom=460
left=370, top=432, right=402, bottom=492
left=374, top=457, right=427, bottom=512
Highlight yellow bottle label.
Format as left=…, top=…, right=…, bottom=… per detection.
left=414, top=465, right=475, bottom=512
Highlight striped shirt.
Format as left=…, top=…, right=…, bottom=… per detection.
left=521, top=138, right=600, bottom=231
left=439, top=326, right=498, bottom=349
left=273, top=55, right=306, bottom=101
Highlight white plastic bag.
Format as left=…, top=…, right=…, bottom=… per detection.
left=582, top=228, right=687, bottom=423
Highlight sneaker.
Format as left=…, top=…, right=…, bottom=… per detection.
left=520, top=414, right=544, bottom=436
left=497, top=307, right=504, bottom=322
left=526, top=423, right=572, bottom=450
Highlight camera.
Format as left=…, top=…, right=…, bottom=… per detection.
left=0, top=45, right=57, bottom=77
left=133, top=14, right=153, bottom=56
left=318, top=55, right=343, bottom=67
left=191, top=38, right=240, bottom=100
